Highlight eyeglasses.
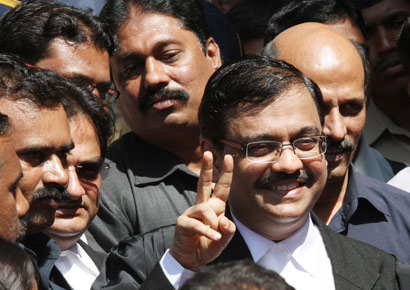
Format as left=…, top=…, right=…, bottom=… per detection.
left=70, top=161, right=110, bottom=181
left=220, top=135, right=327, bottom=164
left=87, top=84, right=120, bottom=104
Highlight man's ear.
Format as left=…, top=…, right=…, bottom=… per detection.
left=200, top=138, right=223, bottom=183
left=205, top=37, right=222, bottom=71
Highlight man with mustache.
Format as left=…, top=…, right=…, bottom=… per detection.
left=93, top=56, right=410, bottom=290
left=40, top=79, right=112, bottom=290
left=87, top=0, right=222, bottom=253
left=0, top=54, right=75, bottom=289
left=360, top=0, right=410, bottom=163
left=263, top=23, right=410, bottom=264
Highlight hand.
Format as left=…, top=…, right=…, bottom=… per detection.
left=169, top=151, right=236, bottom=271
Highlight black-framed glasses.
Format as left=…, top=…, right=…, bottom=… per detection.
left=88, top=84, right=120, bottom=104
left=72, top=161, right=111, bottom=181
left=220, top=135, right=327, bottom=164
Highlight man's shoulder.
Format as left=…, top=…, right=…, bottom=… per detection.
left=314, top=215, right=407, bottom=288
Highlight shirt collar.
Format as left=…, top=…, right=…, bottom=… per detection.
left=365, top=99, right=410, bottom=144
left=348, top=168, right=391, bottom=217
left=232, top=212, right=327, bottom=277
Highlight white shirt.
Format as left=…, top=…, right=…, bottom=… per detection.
left=55, top=235, right=100, bottom=290
left=388, top=166, right=410, bottom=192
left=160, top=214, right=335, bottom=290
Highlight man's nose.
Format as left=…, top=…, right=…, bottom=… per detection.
left=67, top=167, right=86, bottom=200
left=42, top=154, right=69, bottom=188
left=323, top=110, right=347, bottom=141
left=143, top=57, right=171, bottom=90
left=271, top=145, right=304, bottom=174
left=15, top=187, right=29, bottom=218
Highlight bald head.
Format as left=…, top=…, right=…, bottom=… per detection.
left=264, top=22, right=367, bottom=184
left=268, top=23, right=364, bottom=87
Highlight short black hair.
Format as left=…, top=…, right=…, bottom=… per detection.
left=100, top=0, right=210, bottom=54
left=180, top=259, right=295, bottom=290
left=61, top=80, right=113, bottom=159
left=0, top=53, right=64, bottom=110
left=199, top=55, right=324, bottom=151
left=0, top=0, right=116, bottom=64
left=226, top=0, right=280, bottom=40
left=264, top=0, right=362, bottom=45
left=398, top=17, right=410, bottom=74
left=0, top=238, right=39, bottom=290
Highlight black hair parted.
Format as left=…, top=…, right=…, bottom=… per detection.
left=264, top=0, right=362, bottom=45
left=0, top=53, right=64, bottom=109
left=198, top=55, right=324, bottom=150
left=0, top=0, right=116, bottom=64
left=100, top=0, right=210, bottom=53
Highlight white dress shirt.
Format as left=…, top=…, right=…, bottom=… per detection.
left=160, top=214, right=335, bottom=290
left=55, top=235, right=100, bottom=290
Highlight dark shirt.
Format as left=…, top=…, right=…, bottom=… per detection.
left=87, top=133, right=198, bottom=253
left=329, top=168, right=410, bottom=264
left=24, top=233, right=65, bottom=290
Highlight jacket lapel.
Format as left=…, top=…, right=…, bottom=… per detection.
left=312, top=214, right=380, bottom=290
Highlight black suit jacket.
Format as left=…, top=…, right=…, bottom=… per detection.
left=93, top=214, right=410, bottom=290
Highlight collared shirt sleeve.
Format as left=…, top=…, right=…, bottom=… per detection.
left=159, top=249, right=195, bottom=289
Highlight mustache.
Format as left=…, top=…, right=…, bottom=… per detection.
left=326, top=137, right=355, bottom=152
left=32, top=186, right=70, bottom=202
left=256, top=170, right=312, bottom=188
left=139, top=88, right=190, bottom=112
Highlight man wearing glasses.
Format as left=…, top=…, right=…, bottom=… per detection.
left=93, top=56, right=410, bottom=290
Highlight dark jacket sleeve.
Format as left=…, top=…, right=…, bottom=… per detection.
left=396, top=257, right=410, bottom=290
left=92, top=225, right=176, bottom=290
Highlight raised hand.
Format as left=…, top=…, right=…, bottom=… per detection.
left=169, top=151, right=236, bottom=271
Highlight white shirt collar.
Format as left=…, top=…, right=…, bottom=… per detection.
left=232, top=212, right=335, bottom=290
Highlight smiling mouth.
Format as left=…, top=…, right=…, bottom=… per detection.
left=271, top=181, right=300, bottom=191
left=148, top=95, right=183, bottom=110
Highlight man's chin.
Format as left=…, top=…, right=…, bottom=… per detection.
left=326, top=159, right=349, bottom=183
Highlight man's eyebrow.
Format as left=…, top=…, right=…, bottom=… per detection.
left=77, top=157, right=103, bottom=165
left=18, top=142, right=74, bottom=154
left=242, top=126, right=321, bottom=143
left=116, top=39, right=183, bottom=63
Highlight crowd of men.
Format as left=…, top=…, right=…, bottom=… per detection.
left=0, top=0, right=410, bottom=289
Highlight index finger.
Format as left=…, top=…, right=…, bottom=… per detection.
left=196, top=151, right=214, bottom=205
left=212, top=154, right=233, bottom=203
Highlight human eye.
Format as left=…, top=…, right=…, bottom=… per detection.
left=160, top=50, right=181, bottom=63
left=247, top=142, right=278, bottom=158
left=340, top=101, right=364, bottom=116
left=295, top=137, right=317, bottom=151
left=18, top=151, right=48, bottom=165
left=122, top=61, right=144, bottom=77
left=76, top=162, right=101, bottom=181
